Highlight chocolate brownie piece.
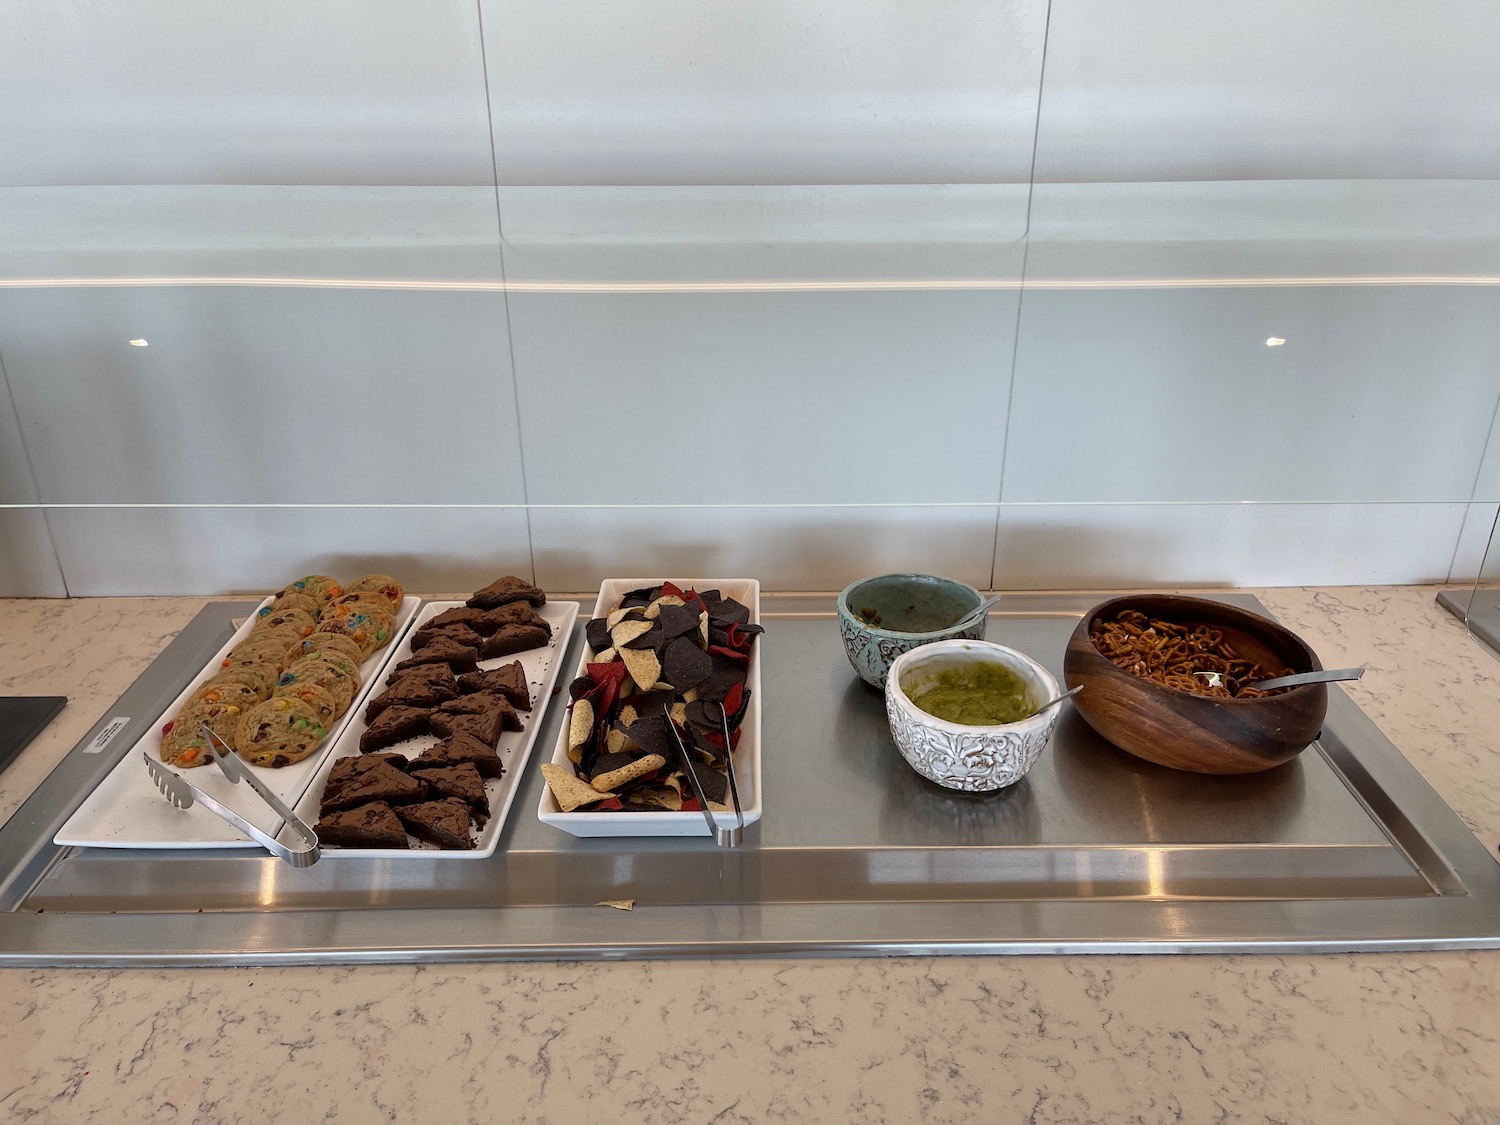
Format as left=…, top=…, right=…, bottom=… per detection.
left=466, top=575, right=546, bottom=609
left=424, top=606, right=492, bottom=633
left=320, top=761, right=428, bottom=815
left=409, top=622, right=485, bottom=654
left=359, top=705, right=431, bottom=753
left=323, top=753, right=410, bottom=805
left=435, top=691, right=522, bottom=733
left=315, top=801, right=409, bottom=850
left=389, top=636, right=479, bottom=677
left=428, top=705, right=508, bottom=747
left=364, top=665, right=458, bottom=722
left=456, top=661, right=532, bottom=710
left=477, top=603, right=551, bottom=637
left=395, top=798, right=475, bottom=850
left=410, top=730, right=504, bottom=778
left=479, top=624, right=550, bottom=660
left=409, top=762, right=489, bottom=815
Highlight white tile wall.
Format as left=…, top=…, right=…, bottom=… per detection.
left=44, top=506, right=533, bottom=597
left=1001, top=286, right=1500, bottom=504
left=508, top=291, right=1018, bottom=506
left=993, top=503, right=1467, bottom=589
left=482, top=0, right=1047, bottom=186
left=0, top=288, right=525, bottom=506
left=0, top=511, right=65, bottom=598
left=530, top=505, right=999, bottom=593
left=1033, top=0, right=1500, bottom=182
left=1449, top=503, right=1499, bottom=584
left=0, top=1, right=494, bottom=187
left=0, top=359, right=65, bottom=596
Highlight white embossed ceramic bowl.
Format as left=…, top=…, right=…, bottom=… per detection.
left=885, top=639, right=1061, bottom=792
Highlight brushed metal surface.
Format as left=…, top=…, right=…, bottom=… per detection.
left=1, top=593, right=1498, bottom=964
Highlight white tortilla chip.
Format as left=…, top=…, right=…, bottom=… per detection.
left=610, top=619, right=654, bottom=648
left=619, top=647, right=661, bottom=695
left=567, top=697, right=594, bottom=764
left=542, top=762, right=615, bottom=812
left=591, top=752, right=666, bottom=792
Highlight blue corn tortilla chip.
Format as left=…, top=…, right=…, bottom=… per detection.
left=656, top=602, right=701, bottom=640
left=585, top=617, right=612, bottom=653
left=619, top=714, right=676, bottom=759
left=621, top=621, right=663, bottom=651
left=707, top=596, right=751, bottom=627
left=662, top=636, right=713, bottom=693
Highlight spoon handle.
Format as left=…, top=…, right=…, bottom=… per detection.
left=950, top=594, right=1003, bottom=631
left=1252, top=667, right=1365, bottom=691
left=1033, top=684, right=1084, bottom=716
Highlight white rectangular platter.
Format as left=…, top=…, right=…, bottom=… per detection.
left=55, top=595, right=421, bottom=850
left=537, top=578, right=762, bottom=838
left=296, top=597, right=578, bottom=858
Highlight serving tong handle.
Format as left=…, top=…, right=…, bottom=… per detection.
left=662, top=705, right=744, bottom=848
left=137, top=723, right=321, bottom=867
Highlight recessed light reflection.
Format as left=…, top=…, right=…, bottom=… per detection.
left=128, top=338, right=149, bottom=347
left=1265, top=337, right=1286, bottom=347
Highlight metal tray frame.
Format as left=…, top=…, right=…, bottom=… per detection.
left=0, top=593, right=1497, bottom=966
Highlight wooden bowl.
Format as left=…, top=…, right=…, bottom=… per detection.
left=1062, top=594, right=1327, bottom=775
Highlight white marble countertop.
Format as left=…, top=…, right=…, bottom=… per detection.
left=0, top=587, right=1498, bottom=1123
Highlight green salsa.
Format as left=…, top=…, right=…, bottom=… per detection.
left=908, top=663, right=1034, bottom=726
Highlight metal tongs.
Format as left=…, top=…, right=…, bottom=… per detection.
left=140, top=721, right=321, bottom=867
left=662, top=704, right=745, bottom=848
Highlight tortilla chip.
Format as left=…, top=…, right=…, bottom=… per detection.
left=610, top=619, right=654, bottom=648
left=620, top=647, right=661, bottom=694
left=593, top=646, right=618, bottom=664
left=567, top=698, right=594, bottom=762
left=542, top=762, right=615, bottom=811
left=591, top=752, right=666, bottom=792
left=597, top=899, right=635, bottom=911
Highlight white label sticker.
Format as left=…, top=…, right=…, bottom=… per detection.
left=85, top=717, right=131, bottom=754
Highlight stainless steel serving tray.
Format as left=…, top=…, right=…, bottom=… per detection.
left=1, top=593, right=1497, bottom=965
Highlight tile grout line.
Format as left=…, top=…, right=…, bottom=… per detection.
left=0, top=349, right=70, bottom=596
left=475, top=0, right=539, bottom=587
left=989, top=0, right=1053, bottom=591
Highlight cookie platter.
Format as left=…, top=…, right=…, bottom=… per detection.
left=55, top=593, right=421, bottom=850
left=293, top=596, right=578, bottom=858
left=537, top=578, right=763, bottom=838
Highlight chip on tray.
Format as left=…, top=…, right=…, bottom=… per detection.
left=544, top=582, right=759, bottom=815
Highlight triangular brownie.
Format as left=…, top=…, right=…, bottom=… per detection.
left=410, top=622, right=485, bottom=653
left=409, top=762, right=489, bottom=813
left=466, top=575, right=546, bottom=609
left=359, top=705, right=431, bottom=753
left=479, top=625, right=550, bottom=660
left=410, top=730, right=505, bottom=778
left=389, top=636, right=479, bottom=676
left=320, top=762, right=428, bottom=815
left=456, top=661, right=531, bottom=710
left=435, top=691, right=522, bottom=732
left=428, top=706, right=508, bottom=746
left=315, top=801, right=410, bottom=849
left=396, top=798, right=475, bottom=849
left=477, top=603, right=551, bottom=636
left=424, top=606, right=491, bottom=632
left=364, top=665, right=458, bottom=721
left=323, top=753, right=409, bottom=806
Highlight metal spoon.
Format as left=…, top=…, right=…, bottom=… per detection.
left=1194, top=667, right=1364, bottom=693
left=948, top=594, right=1003, bottom=632
left=1032, top=683, right=1083, bottom=716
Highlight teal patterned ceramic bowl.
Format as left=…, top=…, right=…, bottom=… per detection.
left=837, top=573, right=989, bottom=688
